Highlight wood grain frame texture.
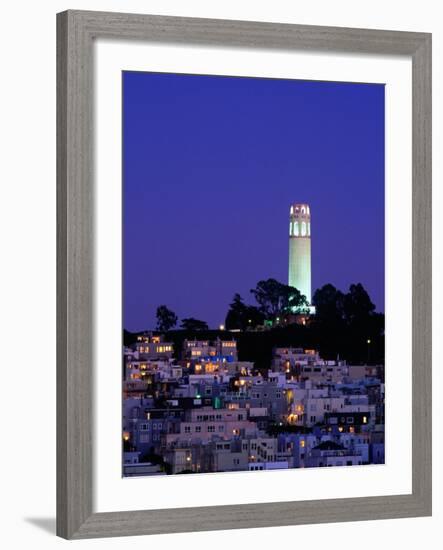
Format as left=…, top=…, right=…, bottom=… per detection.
left=56, top=9, right=432, bottom=540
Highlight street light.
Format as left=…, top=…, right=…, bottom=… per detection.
left=367, top=339, right=371, bottom=364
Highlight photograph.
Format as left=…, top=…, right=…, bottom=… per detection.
left=122, top=71, right=385, bottom=477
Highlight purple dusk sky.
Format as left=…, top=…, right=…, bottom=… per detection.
left=123, top=72, right=385, bottom=331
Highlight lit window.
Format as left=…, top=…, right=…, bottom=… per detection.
left=294, top=222, right=299, bottom=236
left=301, top=222, right=307, bottom=236
left=289, top=222, right=293, bottom=236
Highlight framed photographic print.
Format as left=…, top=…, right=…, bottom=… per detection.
left=57, top=10, right=432, bottom=539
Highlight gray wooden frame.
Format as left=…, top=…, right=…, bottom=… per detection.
left=57, top=9, right=432, bottom=540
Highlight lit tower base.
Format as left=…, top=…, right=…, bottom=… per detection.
left=288, top=203, right=315, bottom=314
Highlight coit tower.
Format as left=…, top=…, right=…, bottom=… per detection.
left=288, top=203, right=312, bottom=304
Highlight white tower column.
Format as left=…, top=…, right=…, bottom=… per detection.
left=288, top=203, right=312, bottom=303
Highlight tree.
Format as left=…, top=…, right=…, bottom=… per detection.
left=155, top=305, right=177, bottom=332
left=225, top=293, right=264, bottom=330
left=250, top=278, right=309, bottom=319
left=312, top=284, right=345, bottom=323
left=343, top=283, right=376, bottom=324
left=285, top=286, right=310, bottom=314
left=180, top=317, right=209, bottom=331
left=250, top=278, right=287, bottom=318
left=311, top=283, right=383, bottom=364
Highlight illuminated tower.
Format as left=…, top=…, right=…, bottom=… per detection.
left=288, top=203, right=312, bottom=304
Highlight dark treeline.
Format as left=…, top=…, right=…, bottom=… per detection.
left=310, top=282, right=384, bottom=365
left=124, top=280, right=384, bottom=367
left=224, top=280, right=384, bottom=366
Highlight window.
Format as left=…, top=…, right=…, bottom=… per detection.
left=207, top=425, right=215, bottom=432
left=195, top=426, right=201, bottom=433
left=301, top=221, right=306, bottom=236
left=184, top=426, right=191, bottom=433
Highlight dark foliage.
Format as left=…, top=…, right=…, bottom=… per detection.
left=225, top=293, right=265, bottom=330
left=311, top=283, right=384, bottom=364
left=124, top=281, right=384, bottom=367
left=155, top=305, right=177, bottom=332
left=180, top=317, right=209, bottom=331
left=250, top=278, right=309, bottom=318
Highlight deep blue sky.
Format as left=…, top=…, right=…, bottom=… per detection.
left=123, top=71, right=384, bottom=331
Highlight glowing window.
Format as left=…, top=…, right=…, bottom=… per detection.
left=301, top=206, right=305, bottom=214
left=301, top=222, right=307, bottom=236
left=290, top=206, right=293, bottom=214
left=289, top=222, right=292, bottom=236
left=307, top=222, right=311, bottom=236
left=307, top=206, right=310, bottom=214
left=294, top=222, right=299, bottom=236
